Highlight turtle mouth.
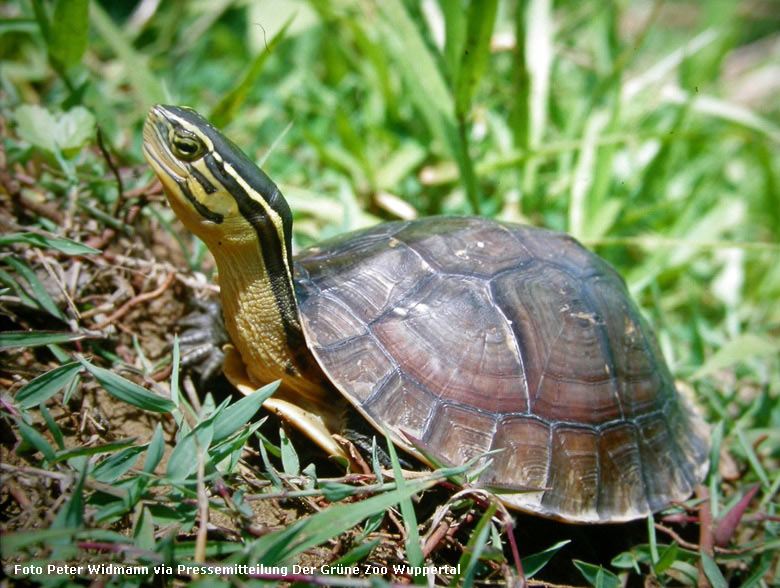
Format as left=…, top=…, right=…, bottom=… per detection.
left=142, top=107, right=188, bottom=182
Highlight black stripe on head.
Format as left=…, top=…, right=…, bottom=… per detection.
left=177, top=176, right=223, bottom=224
left=203, top=153, right=305, bottom=349
left=189, top=165, right=217, bottom=194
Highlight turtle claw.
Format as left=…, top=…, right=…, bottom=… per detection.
left=175, top=299, right=230, bottom=386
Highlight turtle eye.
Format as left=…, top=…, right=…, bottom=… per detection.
left=170, top=129, right=205, bottom=161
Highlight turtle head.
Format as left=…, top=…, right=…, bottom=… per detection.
left=143, top=105, right=324, bottom=400
left=142, top=104, right=294, bottom=260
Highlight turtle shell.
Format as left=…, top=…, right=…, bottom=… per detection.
left=293, top=217, right=709, bottom=523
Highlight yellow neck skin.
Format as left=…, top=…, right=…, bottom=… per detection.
left=208, top=238, right=328, bottom=404
left=216, top=242, right=288, bottom=378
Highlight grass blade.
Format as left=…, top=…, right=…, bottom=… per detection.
left=143, top=424, right=165, bottom=474
left=15, top=362, right=81, bottom=409
left=212, top=381, right=279, bottom=442
left=4, top=256, right=66, bottom=320
left=376, top=0, right=480, bottom=212
left=53, top=438, right=137, bottom=463
left=661, top=86, right=780, bottom=143
left=133, top=505, right=156, bottom=552
left=0, top=331, right=84, bottom=350
left=92, top=445, right=148, bottom=483
left=700, top=552, right=727, bottom=588
left=691, top=334, right=780, bottom=380
left=654, top=542, right=679, bottom=575
left=524, top=0, right=552, bottom=149
left=521, top=539, right=571, bottom=578
left=209, top=16, right=293, bottom=128
left=386, top=429, right=424, bottom=574
left=0, top=267, right=39, bottom=308
left=330, top=537, right=381, bottom=567
left=279, top=427, right=300, bottom=476
left=512, top=0, right=553, bottom=202
left=572, top=559, right=621, bottom=588
left=40, top=404, right=64, bottom=449
left=29, top=0, right=51, bottom=43
left=49, top=457, right=87, bottom=559
left=0, top=232, right=100, bottom=255
left=439, top=0, right=465, bottom=83
left=377, top=0, right=452, bottom=126
left=452, top=502, right=497, bottom=588
left=454, top=0, right=498, bottom=117
left=166, top=415, right=217, bottom=480
left=79, top=359, right=176, bottom=414
left=13, top=418, right=57, bottom=462
left=252, top=475, right=437, bottom=565
left=49, top=0, right=88, bottom=68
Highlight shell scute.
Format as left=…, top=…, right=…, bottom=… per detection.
left=371, top=273, right=528, bottom=413
left=596, top=423, right=648, bottom=520
left=491, top=264, right=622, bottom=424
left=395, top=216, right=535, bottom=277
left=362, top=372, right=436, bottom=441
left=308, top=331, right=394, bottom=403
left=485, top=415, right=552, bottom=496
left=665, top=401, right=710, bottom=488
left=296, top=293, right=368, bottom=346
left=542, top=426, right=601, bottom=520
left=586, top=275, right=669, bottom=418
left=299, top=236, right=434, bottom=324
left=635, top=413, right=694, bottom=512
left=424, top=402, right=497, bottom=465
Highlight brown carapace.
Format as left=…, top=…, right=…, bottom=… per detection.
left=294, top=217, right=709, bottom=523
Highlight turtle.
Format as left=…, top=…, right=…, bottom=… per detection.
left=142, top=104, right=709, bottom=523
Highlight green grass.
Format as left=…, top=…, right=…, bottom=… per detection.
left=1, top=0, right=778, bottom=586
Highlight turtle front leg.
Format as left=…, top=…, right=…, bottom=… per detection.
left=222, top=344, right=349, bottom=461
left=176, top=299, right=230, bottom=387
